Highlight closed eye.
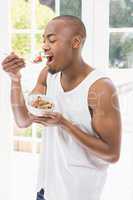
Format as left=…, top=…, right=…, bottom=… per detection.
left=49, top=39, right=56, bottom=43
left=48, top=35, right=57, bottom=43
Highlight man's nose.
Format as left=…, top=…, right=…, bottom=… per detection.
left=42, top=42, right=50, bottom=52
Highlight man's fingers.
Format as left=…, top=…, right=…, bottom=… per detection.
left=4, top=61, right=25, bottom=72
left=32, top=119, right=48, bottom=126
left=43, top=114, right=55, bottom=118
left=2, top=53, right=19, bottom=65
left=3, top=58, right=25, bottom=69
left=43, top=112, right=57, bottom=118
left=35, top=116, right=52, bottom=121
left=28, top=113, right=51, bottom=121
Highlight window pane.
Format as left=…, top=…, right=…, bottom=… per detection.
left=35, top=33, right=42, bottom=51
left=36, top=124, right=43, bottom=138
left=11, top=0, right=31, bottom=29
left=110, top=0, right=133, bottom=27
left=14, top=123, right=32, bottom=137
left=12, top=34, right=31, bottom=58
left=109, top=33, right=133, bottom=68
left=14, top=140, right=32, bottom=152
left=36, top=0, right=55, bottom=29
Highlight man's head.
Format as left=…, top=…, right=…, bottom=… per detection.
left=42, top=15, right=86, bottom=74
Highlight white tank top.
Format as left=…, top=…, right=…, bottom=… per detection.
left=37, top=69, right=109, bottom=200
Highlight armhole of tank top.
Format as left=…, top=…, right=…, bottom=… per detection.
left=87, top=72, right=110, bottom=118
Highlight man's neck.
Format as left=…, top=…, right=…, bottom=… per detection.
left=61, top=60, right=92, bottom=83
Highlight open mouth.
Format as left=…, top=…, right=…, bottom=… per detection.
left=46, top=55, right=54, bottom=65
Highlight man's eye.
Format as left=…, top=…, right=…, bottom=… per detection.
left=49, top=40, right=56, bottom=43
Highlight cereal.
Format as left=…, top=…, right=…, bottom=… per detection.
left=31, top=96, right=53, bottom=110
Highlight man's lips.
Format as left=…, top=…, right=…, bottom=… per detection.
left=46, top=55, right=54, bottom=65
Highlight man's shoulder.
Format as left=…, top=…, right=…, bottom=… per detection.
left=89, top=77, right=116, bottom=95
left=88, top=77, right=117, bottom=110
left=36, top=67, right=49, bottom=87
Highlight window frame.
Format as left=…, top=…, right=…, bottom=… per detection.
left=82, top=1, right=133, bottom=200
left=11, top=0, right=59, bottom=154
left=0, top=0, right=60, bottom=198
left=82, top=0, right=110, bottom=68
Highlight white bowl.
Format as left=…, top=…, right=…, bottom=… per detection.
left=26, top=94, right=54, bottom=116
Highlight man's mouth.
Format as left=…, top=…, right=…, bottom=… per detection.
left=46, top=55, right=54, bottom=65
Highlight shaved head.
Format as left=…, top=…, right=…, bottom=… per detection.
left=42, top=15, right=87, bottom=74
left=51, top=15, right=86, bottom=41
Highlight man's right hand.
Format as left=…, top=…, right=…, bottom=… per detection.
left=2, top=52, right=25, bottom=82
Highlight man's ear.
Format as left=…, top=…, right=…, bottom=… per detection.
left=72, top=35, right=81, bottom=49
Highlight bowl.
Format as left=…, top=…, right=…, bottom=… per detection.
left=26, top=94, right=54, bottom=116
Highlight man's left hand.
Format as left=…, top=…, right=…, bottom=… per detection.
left=29, top=112, right=65, bottom=127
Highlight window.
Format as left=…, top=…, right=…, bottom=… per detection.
left=9, top=1, right=59, bottom=199
left=10, top=0, right=56, bottom=154
left=82, top=1, right=133, bottom=200
left=108, top=1, right=133, bottom=199
left=109, top=0, right=133, bottom=69
left=1, top=1, right=132, bottom=200
left=109, top=0, right=133, bottom=137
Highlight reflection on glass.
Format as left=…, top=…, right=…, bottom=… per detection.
left=110, top=0, right=133, bottom=27
left=14, top=140, right=32, bottom=152
left=109, top=33, right=133, bottom=68
left=12, top=34, right=31, bottom=58
left=11, top=0, right=31, bottom=29
left=36, top=0, right=55, bottom=29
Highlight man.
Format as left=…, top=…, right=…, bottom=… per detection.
left=2, top=15, right=121, bottom=200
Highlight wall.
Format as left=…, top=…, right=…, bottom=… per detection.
left=0, top=1, right=12, bottom=200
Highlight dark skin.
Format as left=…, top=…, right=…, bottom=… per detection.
left=2, top=19, right=121, bottom=163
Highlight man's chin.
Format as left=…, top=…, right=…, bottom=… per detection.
left=48, top=67, right=58, bottom=75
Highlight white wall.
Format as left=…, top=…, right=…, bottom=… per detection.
left=0, top=1, right=12, bottom=199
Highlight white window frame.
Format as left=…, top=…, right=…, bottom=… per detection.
left=82, top=0, right=109, bottom=68
left=11, top=0, right=59, bottom=155
left=82, top=1, right=133, bottom=200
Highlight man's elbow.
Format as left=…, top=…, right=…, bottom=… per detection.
left=16, top=120, right=32, bottom=129
left=17, top=123, right=30, bottom=129
left=108, top=152, right=120, bottom=163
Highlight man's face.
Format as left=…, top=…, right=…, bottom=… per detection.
left=42, top=19, right=74, bottom=74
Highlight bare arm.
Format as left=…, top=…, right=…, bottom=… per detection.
left=11, top=67, right=48, bottom=128
left=60, top=78, right=122, bottom=163
left=2, top=53, right=48, bottom=128
left=11, top=79, right=32, bottom=128
left=29, top=77, right=122, bottom=163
